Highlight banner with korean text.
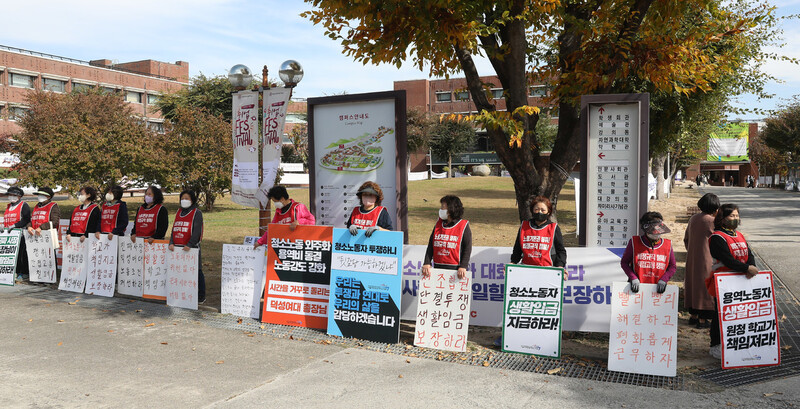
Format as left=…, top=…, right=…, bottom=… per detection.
left=167, top=248, right=200, bottom=310
left=143, top=240, right=169, bottom=300
left=262, top=224, right=332, bottom=328
left=84, top=235, right=119, bottom=297
left=715, top=271, right=780, bottom=369
left=258, top=88, right=291, bottom=207
left=328, top=229, right=402, bottom=343
left=608, top=282, right=678, bottom=377
left=231, top=90, right=260, bottom=208
left=0, top=229, right=21, bottom=285
left=58, top=238, right=89, bottom=293
left=24, top=230, right=57, bottom=283
left=222, top=244, right=266, bottom=319
left=502, top=265, right=564, bottom=358
left=117, top=238, right=144, bottom=297
left=413, top=268, right=472, bottom=352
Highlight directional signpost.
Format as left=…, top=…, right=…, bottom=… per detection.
left=579, top=94, right=649, bottom=247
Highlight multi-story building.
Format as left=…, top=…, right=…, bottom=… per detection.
left=0, top=44, right=189, bottom=137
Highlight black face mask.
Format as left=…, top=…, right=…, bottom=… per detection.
left=532, top=213, right=548, bottom=223
left=723, top=218, right=739, bottom=230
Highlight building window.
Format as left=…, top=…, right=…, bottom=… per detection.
left=147, top=121, right=165, bottom=133
left=8, top=106, right=29, bottom=121
left=72, top=82, right=93, bottom=93
left=435, top=91, right=452, bottom=102
left=10, top=73, right=35, bottom=89
left=102, top=87, right=120, bottom=95
left=454, top=90, right=470, bottom=101
left=43, top=78, right=67, bottom=93
left=491, top=88, right=504, bottom=100
left=125, top=91, right=142, bottom=104
left=529, top=85, right=547, bottom=98
left=0, top=105, right=4, bottom=120
left=146, top=94, right=160, bottom=105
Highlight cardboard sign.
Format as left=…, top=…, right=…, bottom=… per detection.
left=0, top=229, right=21, bottom=285
left=327, top=228, right=403, bottom=343
left=58, top=238, right=89, bottom=293
left=262, top=224, right=332, bottom=329
left=143, top=240, right=169, bottom=300
left=608, top=282, right=678, bottom=377
left=117, top=238, right=145, bottom=297
left=221, top=244, right=266, bottom=319
left=167, top=248, right=200, bottom=310
left=502, top=265, right=564, bottom=358
left=715, top=271, right=780, bottom=369
left=24, top=230, right=57, bottom=283
left=413, top=268, right=472, bottom=352
left=84, top=235, right=119, bottom=297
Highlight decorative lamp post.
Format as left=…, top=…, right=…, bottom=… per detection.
left=227, top=64, right=253, bottom=90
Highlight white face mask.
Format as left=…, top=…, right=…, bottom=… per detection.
left=144, top=195, right=154, bottom=204
left=273, top=200, right=284, bottom=209
left=105, top=193, right=114, bottom=202
left=438, top=209, right=449, bottom=220
left=37, top=195, right=49, bottom=203
left=8, top=195, right=19, bottom=203
left=646, top=233, right=661, bottom=241
left=180, top=199, right=192, bottom=209
left=77, top=194, right=88, bottom=202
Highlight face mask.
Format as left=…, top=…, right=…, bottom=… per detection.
left=78, top=194, right=87, bottom=202
left=273, top=201, right=284, bottom=209
left=37, top=195, right=49, bottom=203
left=8, top=196, right=19, bottom=203
left=180, top=199, right=192, bottom=209
left=438, top=209, right=449, bottom=220
left=646, top=233, right=661, bottom=241
left=723, top=218, right=739, bottom=230
left=105, top=193, right=114, bottom=202
left=362, top=197, right=376, bottom=207
left=532, top=212, right=548, bottom=223
left=144, top=195, right=154, bottom=204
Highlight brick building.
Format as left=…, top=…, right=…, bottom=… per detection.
left=0, top=44, right=189, bottom=137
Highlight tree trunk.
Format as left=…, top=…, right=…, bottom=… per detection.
left=447, top=155, right=452, bottom=178
left=653, top=154, right=666, bottom=200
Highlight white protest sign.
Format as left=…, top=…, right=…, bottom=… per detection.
left=716, top=272, right=780, bottom=369
left=84, top=235, right=119, bottom=297
left=0, top=229, right=21, bottom=285
left=143, top=240, right=169, bottom=300
left=24, top=230, right=57, bottom=283
left=58, top=238, right=89, bottom=293
left=502, top=265, right=564, bottom=358
left=117, top=238, right=144, bottom=297
left=608, top=282, right=678, bottom=377
left=221, top=244, right=266, bottom=319
left=413, top=268, right=472, bottom=352
left=166, top=248, right=200, bottom=310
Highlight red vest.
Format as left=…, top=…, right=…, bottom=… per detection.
left=100, top=202, right=122, bottom=233
left=172, top=208, right=200, bottom=246
left=135, top=204, right=162, bottom=238
left=272, top=201, right=298, bottom=225
left=518, top=221, right=557, bottom=266
left=69, top=204, right=98, bottom=234
left=706, top=230, right=749, bottom=295
left=432, top=219, right=469, bottom=266
left=631, top=236, right=672, bottom=284
left=4, top=201, right=24, bottom=228
left=31, top=202, right=56, bottom=229
left=349, top=206, right=384, bottom=228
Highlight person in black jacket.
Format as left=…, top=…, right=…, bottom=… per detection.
left=422, top=195, right=472, bottom=280
left=66, top=186, right=100, bottom=242
left=130, top=186, right=169, bottom=243
left=4, top=186, right=31, bottom=280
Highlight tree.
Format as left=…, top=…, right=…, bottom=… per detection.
left=304, top=0, right=782, bottom=220
left=287, top=123, right=309, bottom=169
left=428, top=118, right=477, bottom=178
left=762, top=101, right=800, bottom=163
left=14, top=89, right=158, bottom=193
left=751, top=125, right=789, bottom=179
left=156, top=74, right=235, bottom=122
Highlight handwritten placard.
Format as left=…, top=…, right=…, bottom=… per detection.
left=58, top=238, right=89, bottom=293
left=413, top=268, right=472, bottom=352
left=24, top=230, right=57, bottom=283
left=502, top=264, right=564, bottom=358
left=143, top=240, right=169, bottom=300
left=167, top=248, right=200, bottom=310
left=221, top=244, right=266, bottom=319
left=608, top=282, right=678, bottom=377
left=0, top=229, right=21, bottom=285
left=84, top=235, right=119, bottom=297
left=117, top=238, right=144, bottom=297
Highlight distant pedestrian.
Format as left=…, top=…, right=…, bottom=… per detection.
left=683, top=193, right=719, bottom=329
left=422, top=195, right=472, bottom=280
left=620, top=212, right=676, bottom=294
left=729, top=175, right=735, bottom=187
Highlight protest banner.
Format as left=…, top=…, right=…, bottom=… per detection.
left=117, top=238, right=144, bottom=297
left=84, top=235, right=119, bottom=297
left=58, top=238, right=89, bottom=293
left=413, top=268, right=472, bottom=352
left=327, top=228, right=403, bottom=343
left=263, top=224, right=332, bottom=329
left=167, top=248, right=200, bottom=310
left=715, top=271, right=780, bottom=369
left=0, top=229, right=21, bottom=285
left=56, top=219, right=69, bottom=269
left=231, top=90, right=261, bottom=208
left=401, top=246, right=624, bottom=331
left=502, top=265, right=564, bottom=358
left=608, top=282, right=678, bottom=377
left=221, top=244, right=266, bottom=319
left=24, top=230, right=57, bottom=283
left=143, top=240, right=169, bottom=300
left=258, top=88, right=291, bottom=207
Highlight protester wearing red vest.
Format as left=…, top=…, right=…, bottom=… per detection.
left=130, top=186, right=168, bottom=244
left=346, top=181, right=393, bottom=237
left=511, top=196, right=567, bottom=268
left=27, top=187, right=61, bottom=235
left=168, top=190, right=206, bottom=303
left=254, top=185, right=316, bottom=248
left=96, top=185, right=128, bottom=240
left=620, top=211, right=676, bottom=294
left=5, top=186, right=31, bottom=280
left=421, top=195, right=472, bottom=280
left=66, top=186, right=100, bottom=242
left=706, top=203, right=757, bottom=360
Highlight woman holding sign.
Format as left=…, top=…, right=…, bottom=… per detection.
left=421, top=195, right=472, bottom=280
left=27, top=187, right=61, bottom=235
left=510, top=196, right=566, bottom=268
left=706, top=203, right=758, bottom=360
left=5, top=186, right=31, bottom=280
left=66, top=186, right=100, bottom=243
left=168, top=189, right=206, bottom=304
left=253, top=185, right=316, bottom=248
left=346, top=181, right=393, bottom=237
left=620, top=211, right=676, bottom=294
left=130, top=186, right=168, bottom=243
left=96, top=185, right=128, bottom=240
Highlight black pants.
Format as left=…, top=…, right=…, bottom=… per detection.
left=197, top=247, right=206, bottom=301
left=16, top=237, right=28, bottom=278
left=710, top=299, right=721, bottom=347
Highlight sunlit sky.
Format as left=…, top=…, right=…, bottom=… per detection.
left=3, top=0, right=799, bottom=119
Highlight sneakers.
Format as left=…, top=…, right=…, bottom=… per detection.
left=199, top=296, right=206, bottom=305
left=709, top=344, right=722, bottom=360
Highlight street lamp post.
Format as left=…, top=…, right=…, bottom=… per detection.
left=228, top=60, right=303, bottom=237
